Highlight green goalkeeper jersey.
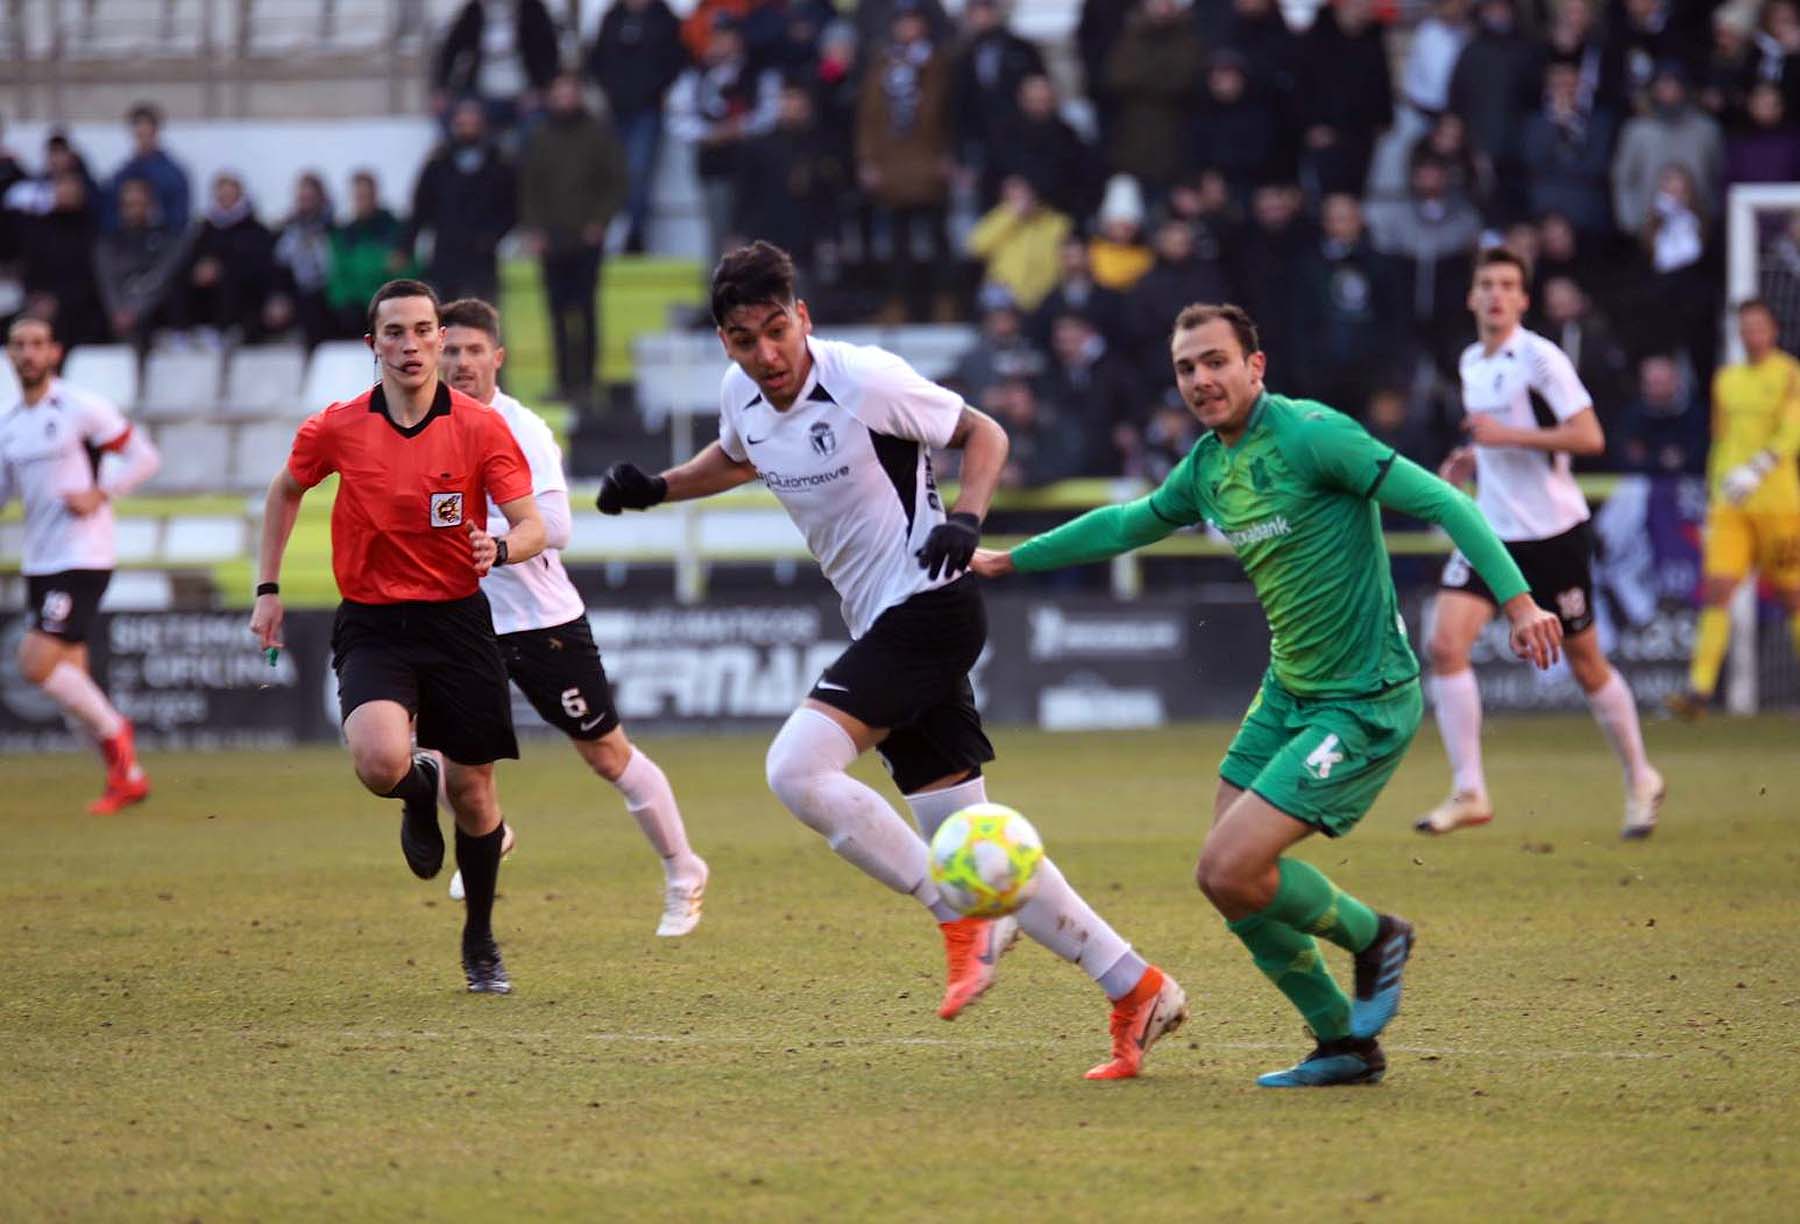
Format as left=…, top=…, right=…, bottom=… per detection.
left=1012, top=392, right=1531, bottom=700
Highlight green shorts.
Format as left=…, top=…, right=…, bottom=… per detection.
left=1219, top=672, right=1423, bottom=838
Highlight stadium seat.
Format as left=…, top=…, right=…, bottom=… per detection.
left=301, top=341, right=376, bottom=410
left=231, top=421, right=299, bottom=492
left=221, top=344, right=308, bottom=417
left=61, top=344, right=140, bottom=410
left=633, top=333, right=730, bottom=428
left=146, top=421, right=231, bottom=492
left=139, top=347, right=225, bottom=419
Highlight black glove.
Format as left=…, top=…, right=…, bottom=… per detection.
left=595, top=463, right=668, bottom=515
left=916, top=512, right=981, bottom=580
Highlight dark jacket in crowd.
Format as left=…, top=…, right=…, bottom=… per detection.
left=435, top=0, right=561, bottom=97
left=1292, top=5, right=1393, bottom=195
left=184, top=208, right=278, bottom=336
left=1236, top=215, right=1314, bottom=374
left=951, top=24, right=1046, bottom=178
left=587, top=0, right=689, bottom=119
left=1520, top=105, right=1617, bottom=235
left=1192, top=83, right=1294, bottom=200
left=520, top=109, right=628, bottom=251
left=1029, top=278, right=1128, bottom=355
left=994, top=110, right=1101, bottom=221
left=1125, top=249, right=1231, bottom=385
left=1102, top=9, right=1205, bottom=189
left=403, top=139, right=517, bottom=300
left=1447, top=18, right=1543, bottom=213
left=106, top=148, right=191, bottom=234
left=1293, top=236, right=1406, bottom=406
left=95, top=221, right=189, bottom=335
left=24, top=207, right=107, bottom=346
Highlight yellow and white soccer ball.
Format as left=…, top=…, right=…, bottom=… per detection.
left=927, top=802, right=1045, bottom=918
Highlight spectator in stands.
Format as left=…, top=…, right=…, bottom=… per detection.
left=1125, top=217, right=1229, bottom=388
left=265, top=172, right=337, bottom=350
left=1521, top=57, right=1618, bottom=237
left=1029, top=234, right=1128, bottom=354
left=1414, top=111, right=1492, bottom=220
left=1102, top=0, right=1205, bottom=198
left=520, top=74, right=627, bottom=406
left=965, top=175, right=1071, bottom=314
left=21, top=172, right=106, bottom=347
left=1134, top=386, right=1202, bottom=482
left=1236, top=183, right=1312, bottom=373
left=669, top=15, right=781, bottom=264
left=856, top=0, right=955, bottom=322
left=1755, top=0, right=1800, bottom=118
left=853, top=0, right=951, bottom=56
left=1699, top=7, right=1755, bottom=124
left=181, top=171, right=277, bottom=344
left=433, top=0, right=560, bottom=140
left=1191, top=50, right=1292, bottom=209
left=1611, top=0, right=1696, bottom=108
left=0, top=118, right=24, bottom=262
left=737, top=84, right=847, bottom=283
left=403, top=100, right=517, bottom=304
left=106, top=102, right=189, bottom=235
left=587, top=0, right=688, bottom=255
left=1039, top=310, right=1144, bottom=475
left=1613, top=63, right=1723, bottom=234
left=327, top=171, right=410, bottom=339
left=6, top=132, right=101, bottom=221
left=1294, top=192, right=1404, bottom=415
left=94, top=177, right=188, bottom=350
left=1088, top=174, right=1153, bottom=292
left=1545, top=0, right=1625, bottom=119
left=1630, top=163, right=1718, bottom=384
left=951, top=0, right=1046, bottom=208
left=1616, top=353, right=1705, bottom=474
left=948, top=282, right=1046, bottom=402
left=1367, top=149, right=1482, bottom=377
left=988, top=375, right=1088, bottom=488
left=1540, top=274, right=1631, bottom=437
left=1380, top=0, right=1473, bottom=197
left=1293, top=0, right=1393, bottom=200
left=1726, top=82, right=1800, bottom=185
left=1447, top=0, right=1542, bottom=224
left=995, top=74, right=1100, bottom=222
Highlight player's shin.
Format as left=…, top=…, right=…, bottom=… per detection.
left=1013, top=858, right=1149, bottom=999
left=1430, top=669, right=1487, bottom=800
left=766, top=708, right=957, bottom=919
left=455, top=822, right=506, bottom=946
left=1689, top=607, right=1730, bottom=697
left=1585, top=668, right=1653, bottom=786
left=1255, top=858, right=1379, bottom=954
left=613, top=747, right=705, bottom=885
left=40, top=660, right=125, bottom=741
left=1226, top=912, right=1352, bottom=1040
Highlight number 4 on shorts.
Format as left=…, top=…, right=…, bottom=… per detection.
left=1304, top=733, right=1344, bottom=780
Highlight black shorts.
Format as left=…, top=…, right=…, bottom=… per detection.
left=26, top=569, right=111, bottom=642
left=1439, top=520, right=1596, bottom=635
left=808, top=577, right=995, bottom=794
left=332, top=592, right=518, bottom=766
left=501, top=615, right=620, bottom=742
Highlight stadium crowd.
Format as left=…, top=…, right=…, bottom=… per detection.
left=2, top=0, right=1798, bottom=486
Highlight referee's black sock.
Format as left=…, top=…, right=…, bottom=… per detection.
left=457, top=822, right=506, bottom=947
left=382, top=756, right=436, bottom=807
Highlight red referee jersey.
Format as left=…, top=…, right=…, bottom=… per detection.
left=287, top=381, right=532, bottom=604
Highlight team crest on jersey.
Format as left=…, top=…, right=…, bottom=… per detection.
left=809, top=421, right=837, bottom=457
left=1249, top=456, right=1271, bottom=492
left=430, top=491, right=464, bottom=528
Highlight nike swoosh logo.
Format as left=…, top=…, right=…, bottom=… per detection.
left=815, top=680, right=849, bottom=692
left=746, top=434, right=770, bottom=445
left=579, top=715, right=606, bottom=731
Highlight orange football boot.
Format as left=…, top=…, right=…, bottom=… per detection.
left=1085, top=966, right=1189, bottom=1080
left=936, top=915, right=1019, bottom=1019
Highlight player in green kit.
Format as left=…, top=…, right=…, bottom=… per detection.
left=972, top=304, right=1564, bottom=1086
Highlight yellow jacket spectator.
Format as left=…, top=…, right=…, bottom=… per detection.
left=964, top=177, right=1072, bottom=312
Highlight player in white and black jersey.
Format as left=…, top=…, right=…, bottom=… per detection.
left=1420, top=248, right=1665, bottom=838
left=435, top=299, right=708, bottom=934
left=595, top=242, right=1186, bottom=1080
left=0, top=317, right=160, bottom=813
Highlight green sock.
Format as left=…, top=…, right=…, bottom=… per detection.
left=1226, top=913, right=1351, bottom=1041
left=1257, top=858, right=1380, bottom=954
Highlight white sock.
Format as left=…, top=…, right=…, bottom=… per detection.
left=1585, top=669, right=1653, bottom=788
left=41, top=661, right=124, bottom=742
left=766, top=708, right=958, bottom=921
left=612, top=748, right=704, bottom=887
left=1431, top=668, right=1486, bottom=799
left=1014, top=859, right=1142, bottom=997
left=904, top=774, right=988, bottom=842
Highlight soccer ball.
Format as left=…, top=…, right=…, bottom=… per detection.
left=928, top=803, right=1045, bottom=918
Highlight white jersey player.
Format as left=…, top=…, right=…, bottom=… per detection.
left=593, top=242, right=1186, bottom=1080
left=1421, top=249, right=1664, bottom=838
left=0, top=317, right=160, bottom=812
left=436, top=299, right=707, bottom=934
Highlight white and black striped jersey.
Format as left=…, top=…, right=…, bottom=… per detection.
left=480, top=391, right=585, bottom=636
left=1458, top=326, right=1593, bottom=542
left=717, top=338, right=965, bottom=638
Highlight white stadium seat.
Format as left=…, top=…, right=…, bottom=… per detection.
left=139, top=348, right=225, bottom=419
left=61, top=345, right=140, bottom=410
left=301, top=341, right=377, bottom=411
left=231, top=421, right=301, bottom=492
left=146, top=421, right=231, bottom=493
left=221, top=345, right=308, bottom=417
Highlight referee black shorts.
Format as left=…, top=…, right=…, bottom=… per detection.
left=806, top=577, right=995, bottom=795
left=500, top=614, right=621, bottom=742
left=1439, top=520, right=1596, bottom=636
left=332, top=592, right=519, bottom=766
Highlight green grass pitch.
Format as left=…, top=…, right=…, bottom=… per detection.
left=4, top=715, right=1795, bottom=1220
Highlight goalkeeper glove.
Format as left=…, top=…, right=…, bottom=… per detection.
left=1721, top=451, right=1776, bottom=506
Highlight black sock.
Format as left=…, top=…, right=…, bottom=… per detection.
left=382, top=758, right=435, bottom=807
left=457, top=822, right=506, bottom=947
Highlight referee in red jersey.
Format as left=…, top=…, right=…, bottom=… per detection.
left=249, top=279, right=546, bottom=993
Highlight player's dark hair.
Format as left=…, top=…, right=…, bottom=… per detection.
left=1475, top=246, right=1532, bottom=285
left=1737, top=297, right=1777, bottom=319
left=1172, top=303, right=1260, bottom=356
left=366, top=278, right=441, bottom=333
left=711, top=241, right=798, bottom=327
left=440, top=297, right=502, bottom=343
left=127, top=101, right=162, bottom=128
left=6, top=314, right=54, bottom=342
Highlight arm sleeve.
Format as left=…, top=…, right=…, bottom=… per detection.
left=1374, top=455, right=1530, bottom=604
left=1525, top=336, right=1592, bottom=420
left=717, top=375, right=749, bottom=463
left=1770, top=360, right=1800, bottom=461
left=1012, top=447, right=1206, bottom=572
left=481, top=414, right=533, bottom=507
left=531, top=488, right=573, bottom=550
left=286, top=412, right=335, bottom=489
left=847, top=348, right=965, bottom=448
left=97, top=425, right=161, bottom=497
left=513, top=410, right=568, bottom=497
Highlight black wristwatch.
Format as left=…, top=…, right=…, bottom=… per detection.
left=256, top=582, right=280, bottom=597
left=493, top=539, right=510, bottom=567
